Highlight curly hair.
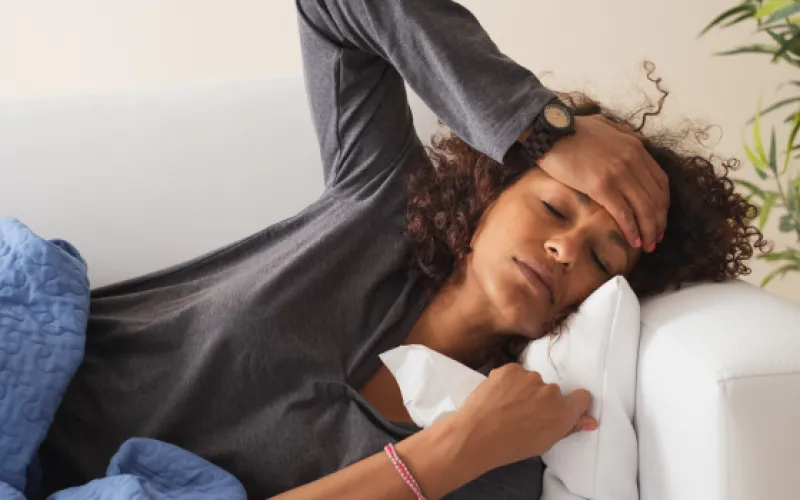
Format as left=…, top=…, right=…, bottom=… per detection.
left=405, top=63, right=769, bottom=362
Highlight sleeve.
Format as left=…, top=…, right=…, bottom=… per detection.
left=296, top=0, right=555, bottom=196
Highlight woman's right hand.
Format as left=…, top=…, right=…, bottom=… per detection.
left=453, top=363, right=597, bottom=473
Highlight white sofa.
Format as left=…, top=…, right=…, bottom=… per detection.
left=2, top=79, right=800, bottom=500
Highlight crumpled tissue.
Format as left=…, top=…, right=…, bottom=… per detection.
left=379, top=345, right=485, bottom=428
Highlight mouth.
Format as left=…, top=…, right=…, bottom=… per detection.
left=512, top=256, right=555, bottom=304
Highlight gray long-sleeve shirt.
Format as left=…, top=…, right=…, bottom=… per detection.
left=38, top=1, right=555, bottom=498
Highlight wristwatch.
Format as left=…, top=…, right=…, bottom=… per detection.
left=521, top=98, right=576, bottom=161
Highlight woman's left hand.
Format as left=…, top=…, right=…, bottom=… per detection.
left=537, top=114, right=670, bottom=252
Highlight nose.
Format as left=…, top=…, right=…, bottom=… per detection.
left=544, top=230, right=584, bottom=269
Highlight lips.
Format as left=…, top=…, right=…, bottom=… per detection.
left=513, top=257, right=556, bottom=304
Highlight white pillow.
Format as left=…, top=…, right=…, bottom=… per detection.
left=522, top=275, right=640, bottom=500
left=381, top=276, right=640, bottom=500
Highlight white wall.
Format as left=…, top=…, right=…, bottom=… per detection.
left=1, top=0, right=798, bottom=301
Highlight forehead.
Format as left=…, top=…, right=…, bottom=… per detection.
left=517, top=168, right=643, bottom=268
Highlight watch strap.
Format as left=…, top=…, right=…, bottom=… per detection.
left=522, top=99, right=574, bottom=161
left=522, top=127, right=557, bottom=161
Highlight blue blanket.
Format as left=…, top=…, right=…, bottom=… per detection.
left=0, top=218, right=246, bottom=500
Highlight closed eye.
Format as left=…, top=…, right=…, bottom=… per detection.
left=543, top=201, right=565, bottom=219
left=544, top=200, right=611, bottom=276
left=592, top=251, right=611, bottom=276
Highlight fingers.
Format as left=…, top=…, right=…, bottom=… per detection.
left=592, top=188, right=641, bottom=248
left=575, top=415, right=598, bottom=432
left=615, top=129, right=668, bottom=248
left=495, top=362, right=538, bottom=379
left=563, top=389, right=591, bottom=416
left=566, top=415, right=599, bottom=437
left=562, top=389, right=594, bottom=437
left=618, top=173, right=662, bottom=251
left=592, top=115, right=670, bottom=250
left=625, top=155, right=668, bottom=250
left=527, top=370, right=544, bottom=384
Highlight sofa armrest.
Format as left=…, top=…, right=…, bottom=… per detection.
left=635, top=280, right=800, bottom=500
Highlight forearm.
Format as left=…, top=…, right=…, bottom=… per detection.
left=270, top=417, right=486, bottom=500
left=297, top=0, right=553, bottom=163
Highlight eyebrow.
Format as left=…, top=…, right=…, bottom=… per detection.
left=573, top=189, right=591, bottom=206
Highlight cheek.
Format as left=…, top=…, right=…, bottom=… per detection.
left=466, top=199, right=555, bottom=336
left=560, top=260, right=623, bottom=311
left=560, top=271, right=599, bottom=310
left=471, top=195, right=547, bottom=249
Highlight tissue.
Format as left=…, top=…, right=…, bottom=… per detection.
left=379, top=345, right=486, bottom=428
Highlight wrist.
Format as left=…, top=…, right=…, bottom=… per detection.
left=395, top=416, right=489, bottom=498
left=521, top=99, right=575, bottom=162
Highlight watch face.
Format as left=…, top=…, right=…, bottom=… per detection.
left=544, top=104, right=571, bottom=129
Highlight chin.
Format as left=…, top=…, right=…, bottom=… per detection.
left=483, top=268, right=552, bottom=339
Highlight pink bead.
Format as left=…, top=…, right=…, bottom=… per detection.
left=385, top=443, right=427, bottom=500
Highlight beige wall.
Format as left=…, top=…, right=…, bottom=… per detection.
left=2, top=0, right=798, bottom=301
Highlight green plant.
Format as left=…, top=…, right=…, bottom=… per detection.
left=702, top=0, right=800, bottom=286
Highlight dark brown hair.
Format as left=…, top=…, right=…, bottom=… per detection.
left=405, top=63, right=768, bottom=363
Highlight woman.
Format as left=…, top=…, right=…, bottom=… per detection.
left=39, top=1, right=765, bottom=499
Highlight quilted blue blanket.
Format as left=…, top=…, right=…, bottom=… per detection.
left=0, top=218, right=246, bottom=500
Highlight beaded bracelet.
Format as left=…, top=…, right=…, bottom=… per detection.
left=384, top=443, right=427, bottom=500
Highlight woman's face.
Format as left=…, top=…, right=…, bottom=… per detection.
left=467, top=167, right=641, bottom=339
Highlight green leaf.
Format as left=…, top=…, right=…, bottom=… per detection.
left=754, top=97, right=770, bottom=166
left=769, top=128, right=779, bottom=172
left=734, top=180, right=784, bottom=206
left=762, top=2, right=800, bottom=24
left=744, top=137, right=769, bottom=177
left=716, top=44, right=781, bottom=57
left=793, top=186, right=800, bottom=213
left=765, top=28, right=789, bottom=38
left=759, top=191, right=779, bottom=229
left=787, top=176, right=800, bottom=212
left=758, top=249, right=800, bottom=262
left=760, top=263, right=800, bottom=287
left=700, top=3, right=756, bottom=37
left=748, top=97, right=800, bottom=122
left=765, top=28, right=790, bottom=45
left=787, top=112, right=800, bottom=171
left=773, top=32, right=800, bottom=60
left=760, top=21, right=795, bottom=32
left=756, top=0, right=796, bottom=20
left=762, top=28, right=800, bottom=60
left=725, top=11, right=757, bottom=27
left=780, top=213, right=797, bottom=231
left=734, top=178, right=767, bottom=198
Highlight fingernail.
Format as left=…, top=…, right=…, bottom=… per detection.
left=634, top=237, right=641, bottom=248
left=647, top=243, right=656, bottom=253
left=657, top=233, right=664, bottom=243
left=582, top=424, right=598, bottom=432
